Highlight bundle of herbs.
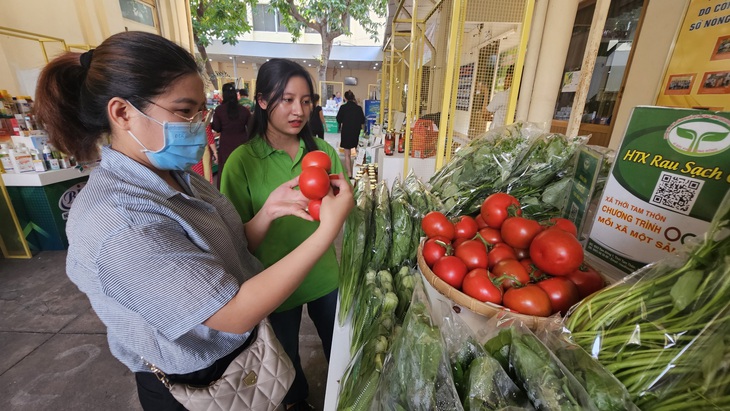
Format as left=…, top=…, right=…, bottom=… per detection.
left=338, top=178, right=374, bottom=325
left=389, top=177, right=415, bottom=268
left=350, top=269, right=398, bottom=355
left=368, top=181, right=392, bottom=271
left=565, top=193, right=730, bottom=410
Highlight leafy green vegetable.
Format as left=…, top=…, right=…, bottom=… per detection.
left=464, top=355, right=532, bottom=411
left=565, top=193, right=730, bottom=410
left=389, top=178, right=415, bottom=268
left=369, top=181, right=391, bottom=270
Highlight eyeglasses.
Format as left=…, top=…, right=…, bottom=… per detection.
left=132, top=96, right=213, bottom=133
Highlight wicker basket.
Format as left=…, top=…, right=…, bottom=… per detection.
left=417, top=241, right=556, bottom=330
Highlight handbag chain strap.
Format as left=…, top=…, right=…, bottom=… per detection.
left=141, top=357, right=173, bottom=389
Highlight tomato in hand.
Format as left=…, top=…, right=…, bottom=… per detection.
left=454, top=216, right=479, bottom=240
left=488, top=242, right=517, bottom=269
left=432, top=256, right=468, bottom=289
left=422, top=237, right=450, bottom=267
left=543, top=217, right=578, bottom=237
left=529, top=229, right=584, bottom=276
left=501, top=217, right=543, bottom=249
left=491, top=259, right=530, bottom=289
left=299, top=166, right=331, bottom=200
left=502, top=284, right=552, bottom=317
left=537, top=277, right=580, bottom=315
left=302, top=150, right=332, bottom=173
left=477, top=227, right=503, bottom=246
left=462, top=268, right=502, bottom=304
left=475, top=214, right=489, bottom=229
left=308, top=199, right=322, bottom=221
left=422, top=211, right=455, bottom=241
left=565, top=264, right=605, bottom=299
left=480, top=193, right=521, bottom=229
left=329, top=174, right=340, bottom=195
left=454, top=240, right=488, bottom=270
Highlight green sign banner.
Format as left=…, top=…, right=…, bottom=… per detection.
left=586, top=106, right=730, bottom=273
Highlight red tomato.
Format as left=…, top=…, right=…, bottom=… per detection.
left=501, top=217, right=543, bottom=249
left=565, top=265, right=605, bottom=299
left=422, top=211, right=455, bottom=241
left=308, top=199, right=321, bottom=221
left=480, top=193, right=521, bottom=229
left=452, top=237, right=469, bottom=249
left=462, top=268, right=502, bottom=304
left=537, top=277, right=580, bottom=315
left=432, top=256, right=468, bottom=289
left=302, top=150, right=332, bottom=173
left=519, top=258, right=545, bottom=281
left=475, top=214, right=489, bottom=229
left=491, top=259, right=530, bottom=289
left=514, top=248, right=529, bottom=260
left=454, top=240, right=488, bottom=270
left=502, top=285, right=552, bottom=317
left=422, top=238, right=450, bottom=267
left=544, top=217, right=578, bottom=237
left=529, top=229, right=584, bottom=276
left=454, top=216, right=479, bottom=240
left=329, top=174, right=340, bottom=194
left=488, top=242, right=517, bottom=270
left=299, top=166, right=330, bottom=200
left=477, top=227, right=503, bottom=246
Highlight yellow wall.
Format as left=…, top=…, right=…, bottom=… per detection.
left=0, top=0, right=193, bottom=96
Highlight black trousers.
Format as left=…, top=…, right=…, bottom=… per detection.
left=135, top=327, right=257, bottom=411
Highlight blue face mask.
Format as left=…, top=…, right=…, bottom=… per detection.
left=126, top=102, right=208, bottom=171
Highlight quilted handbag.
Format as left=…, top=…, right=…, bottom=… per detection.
left=143, top=319, right=294, bottom=411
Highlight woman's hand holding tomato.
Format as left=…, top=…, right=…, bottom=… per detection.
left=316, top=174, right=354, bottom=236
left=263, top=176, right=312, bottom=221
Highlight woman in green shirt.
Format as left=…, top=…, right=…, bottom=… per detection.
left=221, top=59, right=345, bottom=411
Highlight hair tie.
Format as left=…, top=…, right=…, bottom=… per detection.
left=80, top=49, right=94, bottom=70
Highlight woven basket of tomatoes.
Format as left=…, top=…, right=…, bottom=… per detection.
left=417, top=193, right=608, bottom=330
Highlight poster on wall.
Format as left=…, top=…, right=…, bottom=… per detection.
left=456, top=63, right=474, bottom=111
left=656, top=0, right=730, bottom=110
left=585, top=106, right=730, bottom=274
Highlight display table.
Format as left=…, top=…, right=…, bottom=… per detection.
left=2, top=166, right=94, bottom=251
left=375, top=148, right=437, bottom=187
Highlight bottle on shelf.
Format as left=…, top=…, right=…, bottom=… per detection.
left=397, top=131, right=405, bottom=153
left=384, top=129, right=394, bottom=156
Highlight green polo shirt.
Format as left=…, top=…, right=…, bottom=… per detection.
left=220, top=136, right=344, bottom=312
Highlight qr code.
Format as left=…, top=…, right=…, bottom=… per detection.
left=568, top=202, right=579, bottom=221
left=649, top=171, right=704, bottom=215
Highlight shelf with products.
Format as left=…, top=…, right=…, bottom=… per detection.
left=1, top=165, right=94, bottom=187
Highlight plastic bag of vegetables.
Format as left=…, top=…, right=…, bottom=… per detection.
left=565, top=192, right=730, bottom=410
left=371, top=276, right=463, bottom=410
left=428, top=122, right=543, bottom=216
left=368, top=181, right=391, bottom=271
left=441, top=305, right=533, bottom=410
left=404, top=170, right=444, bottom=257
left=337, top=331, right=391, bottom=411
left=483, top=317, right=598, bottom=411
left=350, top=269, right=398, bottom=354
left=536, top=330, right=638, bottom=411
left=389, top=177, right=415, bottom=268
left=338, top=178, right=374, bottom=325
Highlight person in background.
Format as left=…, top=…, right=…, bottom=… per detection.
left=238, top=88, right=254, bottom=112
left=309, top=94, right=325, bottom=139
left=33, top=31, right=352, bottom=411
left=221, top=58, right=347, bottom=411
left=333, top=91, right=342, bottom=105
left=486, top=67, right=514, bottom=130
left=212, top=82, right=250, bottom=186
left=336, top=90, right=365, bottom=178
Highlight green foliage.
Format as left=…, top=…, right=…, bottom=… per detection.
left=269, top=0, right=386, bottom=41
left=190, top=0, right=256, bottom=47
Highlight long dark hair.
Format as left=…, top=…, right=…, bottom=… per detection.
left=221, top=83, right=240, bottom=120
left=249, top=58, right=317, bottom=152
left=33, top=31, right=200, bottom=161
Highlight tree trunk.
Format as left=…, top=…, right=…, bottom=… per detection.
left=318, top=35, right=332, bottom=97
left=194, top=37, right=217, bottom=88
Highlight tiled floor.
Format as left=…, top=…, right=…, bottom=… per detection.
left=0, top=251, right=331, bottom=410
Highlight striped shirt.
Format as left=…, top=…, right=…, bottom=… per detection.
left=66, top=146, right=264, bottom=374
